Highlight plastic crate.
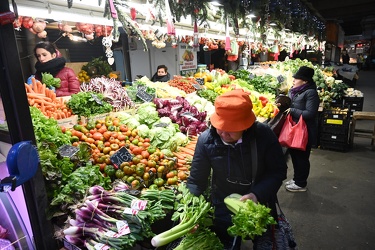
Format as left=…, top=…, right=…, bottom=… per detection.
left=320, top=140, right=350, bottom=152
left=320, top=133, right=349, bottom=143
left=321, top=107, right=350, bottom=125
left=343, top=96, right=364, bottom=111
left=329, top=99, right=344, bottom=108
left=320, top=123, right=349, bottom=135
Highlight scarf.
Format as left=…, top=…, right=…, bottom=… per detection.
left=290, top=83, right=310, bottom=99
left=34, top=57, right=66, bottom=79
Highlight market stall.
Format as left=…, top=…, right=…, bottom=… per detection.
left=1, top=0, right=367, bottom=249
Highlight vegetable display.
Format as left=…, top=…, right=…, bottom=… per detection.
left=153, top=96, right=208, bottom=136
left=151, top=183, right=215, bottom=247
left=60, top=184, right=175, bottom=249
left=80, top=77, right=134, bottom=111
left=25, top=78, right=73, bottom=119
left=66, top=91, right=113, bottom=118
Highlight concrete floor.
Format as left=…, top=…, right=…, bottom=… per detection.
left=277, top=69, right=375, bottom=250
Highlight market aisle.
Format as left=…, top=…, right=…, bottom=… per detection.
left=278, top=70, right=375, bottom=249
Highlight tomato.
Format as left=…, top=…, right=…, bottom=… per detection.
left=102, top=131, right=112, bottom=141
left=178, top=171, right=188, bottom=181
left=117, top=134, right=126, bottom=141
left=85, top=137, right=95, bottom=144
left=110, top=143, right=119, bottom=151
left=143, top=172, right=150, bottom=181
left=131, top=180, right=140, bottom=190
left=132, top=156, right=140, bottom=164
left=166, top=170, right=177, bottom=179
left=148, top=154, right=159, bottom=162
left=167, top=176, right=178, bottom=185
left=115, top=169, right=125, bottom=179
left=140, top=158, right=148, bottom=165
left=148, top=184, right=159, bottom=190
left=103, top=146, right=111, bottom=154
left=135, top=163, right=145, bottom=176
left=105, top=120, right=113, bottom=127
left=132, top=139, right=139, bottom=145
left=98, top=163, right=106, bottom=172
left=132, top=146, right=143, bottom=156
left=92, top=132, right=104, bottom=141
left=113, top=118, right=120, bottom=127
left=60, top=126, right=67, bottom=133
left=141, top=150, right=150, bottom=159
left=153, top=178, right=164, bottom=187
left=123, top=165, right=135, bottom=175
left=127, top=176, right=135, bottom=184
left=147, top=160, right=157, bottom=168
left=119, top=125, right=128, bottom=132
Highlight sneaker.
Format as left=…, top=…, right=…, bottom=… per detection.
left=285, top=183, right=307, bottom=192
left=285, top=179, right=295, bottom=185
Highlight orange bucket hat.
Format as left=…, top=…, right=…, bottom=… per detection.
left=210, top=89, right=256, bottom=132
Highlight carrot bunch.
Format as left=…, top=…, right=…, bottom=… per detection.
left=173, top=136, right=198, bottom=171
left=24, top=78, right=73, bottom=120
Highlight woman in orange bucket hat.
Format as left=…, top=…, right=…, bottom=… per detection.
left=187, top=89, right=287, bottom=249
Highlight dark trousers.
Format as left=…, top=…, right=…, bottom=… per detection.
left=288, top=144, right=312, bottom=187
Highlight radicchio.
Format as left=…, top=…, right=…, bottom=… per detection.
left=154, top=96, right=209, bottom=135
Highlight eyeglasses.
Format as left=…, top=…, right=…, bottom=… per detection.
left=226, top=145, right=252, bottom=187
left=226, top=177, right=252, bottom=186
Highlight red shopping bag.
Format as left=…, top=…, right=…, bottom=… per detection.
left=278, top=114, right=308, bottom=151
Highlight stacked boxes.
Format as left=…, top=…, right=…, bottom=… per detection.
left=343, top=96, right=364, bottom=117
left=319, top=107, right=351, bottom=151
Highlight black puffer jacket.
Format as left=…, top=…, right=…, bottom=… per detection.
left=288, top=82, right=320, bottom=147
left=187, top=122, right=287, bottom=218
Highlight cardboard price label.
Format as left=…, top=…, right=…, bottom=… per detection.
left=154, top=122, right=169, bottom=128
left=195, top=77, right=205, bottom=85
left=193, top=83, right=202, bottom=90
left=136, top=89, right=154, bottom=102
left=91, top=93, right=103, bottom=105
left=110, top=147, right=132, bottom=168
left=58, top=145, right=79, bottom=158
left=277, top=75, right=285, bottom=83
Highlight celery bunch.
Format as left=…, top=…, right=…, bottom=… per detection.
left=225, top=193, right=276, bottom=240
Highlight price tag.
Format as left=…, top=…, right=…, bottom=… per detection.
left=94, top=243, right=110, bottom=250
left=180, top=111, right=198, bottom=121
left=110, top=147, right=132, bottom=168
left=195, top=78, right=205, bottom=85
left=104, top=230, right=117, bottom=237
left=116, top=220, right=131, bottom=236
left=137, top=84, right=147, bottom=91
left=123, top=207, right=139, bottom=215
left=131, top=199, right=148, bottom=211
left=91, top=93, right=103, bottom=105
left=136, top=89, right=154, bottom=102
left=58, top=145, right=79, bottom=158
left=193, top=83, right=202, bottom=90
left=154, top=122, right=169, bottom=128
left=277, top=75, right=285, bottom=83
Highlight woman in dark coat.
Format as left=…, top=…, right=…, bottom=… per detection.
left=284, top=66, right=320, bottom=192
left=187, top=89, right=287, bottom=249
